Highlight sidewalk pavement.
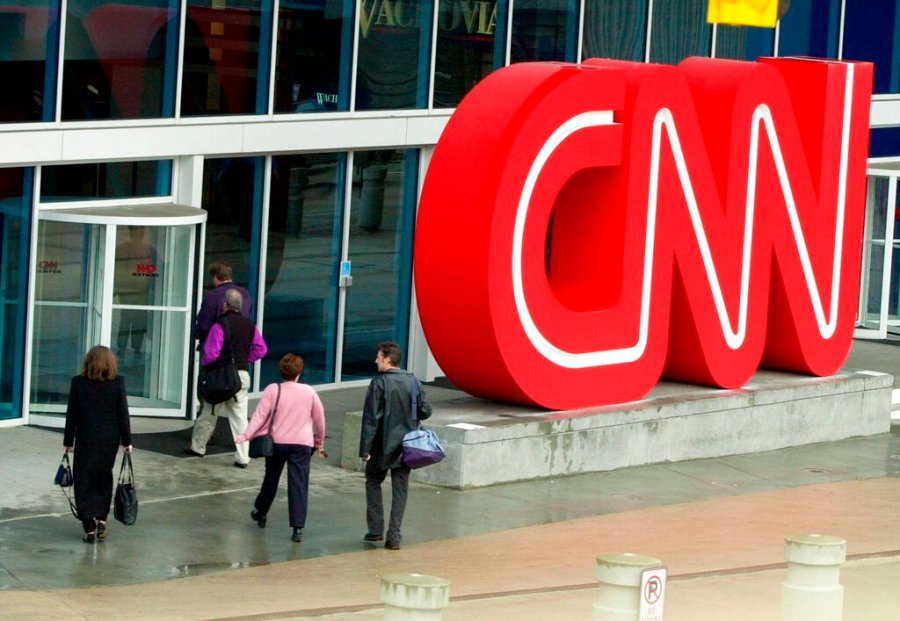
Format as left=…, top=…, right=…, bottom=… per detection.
left=0, top=338, right=897, bottom=620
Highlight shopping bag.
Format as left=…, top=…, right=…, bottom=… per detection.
left=401, top=428, right=445, bottom=469
left=113, top=452, right=138, bottom=525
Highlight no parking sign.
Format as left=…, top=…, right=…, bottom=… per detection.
left=639, top=566, right=667, bottom=620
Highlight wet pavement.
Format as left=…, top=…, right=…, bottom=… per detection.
left=0, top=338, right=898, bottom=618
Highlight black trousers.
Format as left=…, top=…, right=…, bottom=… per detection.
left=365, top=460, right=410, bottom=544
left=254, top=444, right=312, bottom=529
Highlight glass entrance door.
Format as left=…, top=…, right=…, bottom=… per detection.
left=29, top=206, right=205, bottom=418
left=856, top=174, right=900, bottom=339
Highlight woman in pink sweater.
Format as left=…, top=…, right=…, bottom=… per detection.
left=236, top=353, right=325, bottom=542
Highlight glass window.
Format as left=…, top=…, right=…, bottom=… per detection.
left=777, top=0, right=839, bottom=59
left=843, top=0, right=900, bottom=94
left=0, top=0, right=59, bottom=122
left=0, top=168, right=30, bottom=419
left=355, top=0, right=433, bottom=110
left=581, top=0, right=647, bottom=61
left=273, top=0, right=353, bottom=113
left=62, top=0, right=179, bottom=120
left=262, top=152, right=344, bottom=385
left=200, top=157, right=262, bottom=315
left=181, top=0, right=272, bottom=116
left=714, top=25, right=774, bottom=61
left=511, top=0, right=578, bottom=63
left=40, top=160, right=172, bottom=202
left=341, top=149, right=417, bottom=381
left=433, top=0, right=508, bottom=108
left=648, top=0, right=711, bottom=65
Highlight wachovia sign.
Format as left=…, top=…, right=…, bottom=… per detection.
left=414, top=57, right=873, bottom=410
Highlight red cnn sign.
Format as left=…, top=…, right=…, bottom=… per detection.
left=414, top=57, right=873, bottom=410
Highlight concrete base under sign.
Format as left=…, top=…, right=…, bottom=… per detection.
left=341, top=368, right=893, bottom=489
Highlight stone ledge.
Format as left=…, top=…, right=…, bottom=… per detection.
left=341, top=369, right=893, bottom=489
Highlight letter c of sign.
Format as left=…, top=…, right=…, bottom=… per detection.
left=414, top=58, right=873, bottom=410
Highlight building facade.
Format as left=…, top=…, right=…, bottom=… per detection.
left=0, top=0, right=898, bottom=426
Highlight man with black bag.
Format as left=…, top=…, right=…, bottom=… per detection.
left=185, top=289, right=267, bottom=467
left=358, top=341, right=432, bottom=550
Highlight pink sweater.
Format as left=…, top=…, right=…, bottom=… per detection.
left=236, top=381, right=325, bottom=448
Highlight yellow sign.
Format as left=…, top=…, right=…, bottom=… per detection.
left=707, top=0, right=778, bottom=28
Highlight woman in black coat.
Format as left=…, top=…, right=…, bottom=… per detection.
left=64, top=345, right=133, bottom=542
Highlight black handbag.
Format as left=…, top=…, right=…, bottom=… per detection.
left=199, top=316, right=242, bottom=405
left=113, top=451, right=138, bottom=525
left=249, top=384, right=281, bottom=459
left=54, top=452, right=73, bottom=487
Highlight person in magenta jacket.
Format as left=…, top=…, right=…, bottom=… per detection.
left=236, top=353, right=325, bottom=542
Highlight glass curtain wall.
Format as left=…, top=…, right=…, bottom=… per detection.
left=648, top=0, right=711, bottom=65
left=263, top=152, right=345, bottom=385
left=433, top=0, right=508, bottom=108
left=182, top=0, right=273, bottom=115
left=273, top=0, right=353, bottom=113
left=0, top=169, right=31, bottom=420
left=0, top=0, right=59, bottom=122
left=581, top=0, right=647, bottom=61
left=777, top=0, right=840, bottom=58
left=62, top=0, right=179, bottom=120
left=714, top=25, right=774, bottom=61
left=355, top=0, right=433, bottom=110
left=510, top=0, right=578, bottom=63
left=340, top=149, right=417, bottom=380
left=40, top=160, right=172, bottom=201
left=200, top=157, right=262, bottom=318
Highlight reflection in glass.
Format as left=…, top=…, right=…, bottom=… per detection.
left=0, top=168, right=30, bottom=419
left=341, top=149, right=417, bottom=381
left=434, top=0, right=508, bottom=108
left=200, top=157, right=261, bottom=313
left=0, top=0, right=59, bottom=122
left=181, top=0, right=271, bottom=115
left=777, top=0, right=840, bottom=59
left=582, top=0, right=647, bottom=61
left=648, top=0, right=710, bottom=65
left=511, top=0, right=577, bottom=63
left=62, top=0, right=178, bottom=120
left=355, top=0, right=432, bottom=110
left=30, top=221, right=97, bottom=407
left=273, top=0, right=352, bottom=113
left=843, top=0, right=900, bottom=94
left=263, top=152, right=344, bottom=385
left=40, top=160, right=172, bottom=201
left=714, top=25, right=773, bottom=61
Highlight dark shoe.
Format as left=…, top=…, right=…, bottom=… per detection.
left=291, top=528, right=303, bottom=542
left=363, top=533, right=383, bottom=542
left=233, top=461, right=248, bottom=469
left=83, top=532, right=96, bottom=543
left=384, top=540, right=400, bottom=550
left=251, top=509, right=266, bottom=528
left=96, top=521, right=107, bottom=540
left=183, top=447, right=204, bottom=457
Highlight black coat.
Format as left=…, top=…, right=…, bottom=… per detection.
left=358, top=368, right=432, bottom=470
left=64, top=375, right=132, bottom=520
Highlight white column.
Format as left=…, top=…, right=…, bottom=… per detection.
left=594, top=552, right=663, bottom=621
left=381, top=572, right=450, bottom=620
left=781, top=533, right=846, bottom=621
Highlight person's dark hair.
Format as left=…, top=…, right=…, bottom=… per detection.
left=224, top=288, right=243, bottom=311
left=279, top=353, right=303, bottom=380
left=81, top=345, right=118, bottom=380
left=378, top=341, right=402, bottom=366
left=208, top=261, right=233, bottom=282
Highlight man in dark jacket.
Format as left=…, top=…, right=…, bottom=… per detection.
left=194, top=261, right=253, bottom=346
left=358, top=341, right=432, bottom=550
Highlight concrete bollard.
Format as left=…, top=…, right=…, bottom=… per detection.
left=380, top=572, right=450, bottom=620
left=781, top=533, right=846, bottom=621
left=594, top=552, right=663, bottom=621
